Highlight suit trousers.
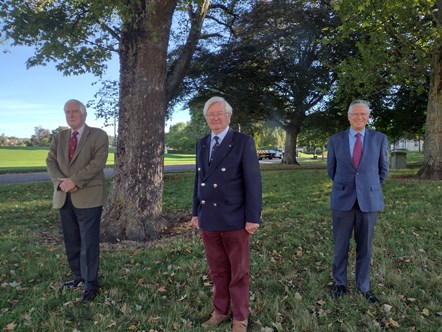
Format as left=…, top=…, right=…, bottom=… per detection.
left=332, top=202, right=377, bottom=292
left=59, top=193, right=102, bottom=291
left=202, top=229, right=250, bottom=321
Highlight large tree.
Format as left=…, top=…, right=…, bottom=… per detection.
left=1, top=0, right=231, bottom=241
left=183, top=0, right=342, bottom=164
left=332, top=0, right=442, bottom=179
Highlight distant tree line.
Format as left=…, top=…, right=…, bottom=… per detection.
left=0, top=126, right=116, bottom=147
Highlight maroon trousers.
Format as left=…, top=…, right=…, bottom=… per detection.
left=201, top=229, right=250, bottom=321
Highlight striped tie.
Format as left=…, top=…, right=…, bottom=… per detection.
left=210, top=136, right=220, bottom=164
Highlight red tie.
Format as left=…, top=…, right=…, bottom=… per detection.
left=69, top=131, right=78, bottom=162
left=353, top=133, right=362, bottom=168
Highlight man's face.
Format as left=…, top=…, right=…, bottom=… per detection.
left=205, top=102, right=231, bottom=134
left=65, top=102, right=87, bottom=130
left=348, top=104, right=369, bottom=132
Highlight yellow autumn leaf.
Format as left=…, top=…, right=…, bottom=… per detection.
left=422, top=308, right=430, bottom=316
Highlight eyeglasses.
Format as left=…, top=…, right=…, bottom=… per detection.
left=205, top=112, right=228, bottom=119
left=349, top=113, right=369, bottom=118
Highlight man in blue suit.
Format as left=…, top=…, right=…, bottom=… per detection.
left=191, top=96, right=262, bottom=332
left=327, top=100, right=389, bottom=304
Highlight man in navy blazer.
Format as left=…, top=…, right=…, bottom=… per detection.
left=327, top=100, right=389, bottom=304
left=191, top=96, right=262, bottom=332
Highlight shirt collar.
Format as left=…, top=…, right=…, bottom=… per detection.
left=349, top=127, right=366, bottom=138
left=211, top=126, right=230, bottom=141
left=72, top=124, right=86, bottom=136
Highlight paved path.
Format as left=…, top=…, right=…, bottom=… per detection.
left=0, top=159, right=288, bottom=185
left=0, top=164, right=196, bottom=185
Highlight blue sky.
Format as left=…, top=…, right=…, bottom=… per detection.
left=0, top=46, right=189, bottom=138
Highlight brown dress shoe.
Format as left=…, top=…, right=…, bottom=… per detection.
left=232, top=319, right=248, bottom=332
left=201, top=311, right=230, bottom=327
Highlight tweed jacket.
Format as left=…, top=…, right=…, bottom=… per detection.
left=46, top=125, right=109, bottom=209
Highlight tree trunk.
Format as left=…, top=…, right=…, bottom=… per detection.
left=282, top=123, right=301, bottom=165
left=417, top=1, right=442, bottom=180
left=101, top=1, right=177, bottom=242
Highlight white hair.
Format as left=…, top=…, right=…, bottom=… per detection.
left=203, top=96, right=233, bottom=116
left=64, top=99, right=87, bottom=115
left=348, top=100, right=371, bottom=114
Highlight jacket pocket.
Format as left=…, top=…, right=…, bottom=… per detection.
left=370, top=184, right=381, bottom=191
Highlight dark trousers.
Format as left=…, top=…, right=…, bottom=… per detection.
left=332, top=202, right=377, bottom=292
left=59, top=194, right=102, bottom=291
left=202, top=229, right=250, bottom=321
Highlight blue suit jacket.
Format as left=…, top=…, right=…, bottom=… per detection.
left=192, top=129, right=262, bottom=231
left=327, top=128, right=389, bottom=212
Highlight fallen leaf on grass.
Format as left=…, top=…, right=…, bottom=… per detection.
left=422, top=308, right=430, bottom=316
left=316, top=299, right=326, bottom=306
left=382, top=304, right=393, bottom=313
left=107, top=322, right=116, bottom=328
left=261, top=328, right=274, bottom=332
left=381, top=318, right=400, bottom=328
left=5, top=322, right=16, bottom=331
left=367, top=309, right=377, bottom=318
left=148, top=316, right=162, bottom=323
left=157, top=286, right=167, bottom=293
left=294, top=292, right=302, bottom=300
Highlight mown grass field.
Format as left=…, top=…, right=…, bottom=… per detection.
left=1, top=158, right=440, bottom=331
left=0, top=147, right=196, bottom=173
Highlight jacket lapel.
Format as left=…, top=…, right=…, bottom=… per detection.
left=70, top=125, right=89, bottom=164
left=198, top=134, right=211, bottom=179
left=344, top=129, right=353, bottom=167
left=205, top=129, right=234, bottom=178
left=62, top=130, right=71, bottom=165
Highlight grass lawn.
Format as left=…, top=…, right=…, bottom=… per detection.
left=0, top=164, right=440, bottom=331
left=0, top=147, right=195, bottom=173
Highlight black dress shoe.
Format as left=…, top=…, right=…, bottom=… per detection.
left=332, top=285, right=347, bottom=299
left=61, top=278, right=83, bottom=289
left=81, top=289, right=98, bottom=302
left=359, top=290, right=379, bottom=304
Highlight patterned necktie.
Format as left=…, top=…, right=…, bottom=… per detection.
left=210, top=136, right=220, bottom=164
left=353, top=133, right=362, bottom=168
left=69, top=131, right=78, bottom=162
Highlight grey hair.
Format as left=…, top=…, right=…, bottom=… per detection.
left=64, top=99, right=87, bottom=115
left=348, top=100, right=371, bottom=114
left=203, top=96, right=233, bottom=116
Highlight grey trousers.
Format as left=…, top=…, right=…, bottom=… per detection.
left=332, top=203, right=377, bottom=292
left=59, top=194, right=102, bottom=291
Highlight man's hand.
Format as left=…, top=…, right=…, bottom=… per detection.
left=245, top=222, right=259, bottom=235
left=191, top=216, right=199, bottom=229
left=58, top=178, right=78, bottom=193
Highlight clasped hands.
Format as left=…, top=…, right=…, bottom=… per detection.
left=58, top=178, right=78, bottom=193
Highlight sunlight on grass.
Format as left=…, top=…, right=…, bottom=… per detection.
left=0, top=166, right=440, bottom=331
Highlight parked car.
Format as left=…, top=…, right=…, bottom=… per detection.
left=257, top=148, right=273, bottom=160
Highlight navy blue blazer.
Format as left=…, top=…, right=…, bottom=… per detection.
left=192, top=129, right=262, bottom=231
left=327, top=128, right=389, bottom=212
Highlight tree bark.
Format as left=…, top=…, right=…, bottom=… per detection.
left=101, top=1, right=177, bottom=242
left=417, top=0, right=442, bottom=180
left=282, top=122, right=301, bottom=165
